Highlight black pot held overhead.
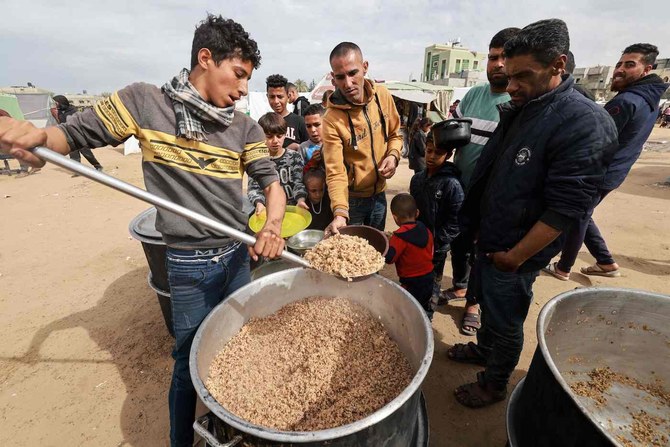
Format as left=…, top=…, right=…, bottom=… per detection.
left=431, top=118, right=472, bottom=149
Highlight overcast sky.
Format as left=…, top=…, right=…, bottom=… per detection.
left=1, top=0, right=663, bottom=95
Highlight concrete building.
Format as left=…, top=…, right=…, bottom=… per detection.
left=652, top=57, right=670, bottom=83
left=422, top=41, right=486, bottom=83
left=572, top=65, right=615, bottom=102
left=64, top=93, right=105, bottom=110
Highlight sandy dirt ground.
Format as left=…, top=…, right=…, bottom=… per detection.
left=1, top=127, right=669, bottom=446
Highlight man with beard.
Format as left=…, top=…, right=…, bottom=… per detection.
left=448, top=19, right=618, bottom=408
left=439, top=28, right=519, bottom=337
left=266, top=74, right=308, bottom=150
left=543, top=43, right=668, bottom=281
left=322, top=42, right=403, bottom=232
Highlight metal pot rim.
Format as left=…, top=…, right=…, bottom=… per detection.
left=189, top=267, right=434, bottom=442
left=536, top=286, right=670, bottom=446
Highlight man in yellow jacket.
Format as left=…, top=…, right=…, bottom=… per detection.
left=322, top=42, right=403, bottom=233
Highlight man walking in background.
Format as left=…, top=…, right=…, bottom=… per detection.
left=544, top=43, right=668, bottom=281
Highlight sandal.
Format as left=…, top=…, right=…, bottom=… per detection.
left=446, top=341, right=487, bottom=366
left=461, top=308, right=481, bottom=336
left=454, top=372, right=507, bottom=408
left=580, top=263, right=621, bottom=277
left=542, top=262, right=569, bottom=281
left=438, top=287, right=467, bottom=305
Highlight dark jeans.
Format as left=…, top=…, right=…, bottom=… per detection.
left=450, top=233, right=473, bottom=291
left=432, top=245, right=448, bottom=295
left=401, top=272, right=434, bottom=319
left=166, top=243, right=250, bottom=447
left=69, top=147, right=102, bottom=169
left=348, top=192, right=387, bottom=230
left=474, top=255, right=538, bottom=389
left=556, top=189, right=615, bottom=273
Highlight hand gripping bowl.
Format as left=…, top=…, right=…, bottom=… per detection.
left=190, top=268, right=433, bottom=446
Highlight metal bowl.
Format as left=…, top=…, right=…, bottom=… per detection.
left=338, top=225, right=389, bottom=256
left=286, top=229, right=325, bottom=256
left=513, top=287, right=670, bottom=446
left=190, top=268, right=434, bottom=446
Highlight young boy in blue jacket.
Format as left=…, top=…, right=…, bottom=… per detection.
left=409, top=132, right=465, bottom=303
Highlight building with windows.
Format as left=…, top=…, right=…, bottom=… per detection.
left=422, top=41, right=486, bottom=85
left=572, top=65, right=615, bottom=102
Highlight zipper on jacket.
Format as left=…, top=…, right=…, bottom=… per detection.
left=363, top=105, right=380, bottom=195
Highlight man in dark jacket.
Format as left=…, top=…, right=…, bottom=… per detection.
left=447, top=19, right=618, bottom=408
left=545, top=43, right=669, bottom=280
left=287, top=83, right=311, bottom=117
left=53, top=95, right=103, bottom=174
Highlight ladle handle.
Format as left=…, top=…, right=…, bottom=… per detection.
left=30, top=147, right=311, bottom=268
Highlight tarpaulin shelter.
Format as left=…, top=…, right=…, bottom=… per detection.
left=0, top=86, right=56, bottom=128
left=0, top=93, right=26, bottom=174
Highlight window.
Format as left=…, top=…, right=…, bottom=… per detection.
left=440, top=60, right=447, bottom=79
left=462, top=60, right=470, bottom=70
left=473, top=60, right=479, bottom=69
left=455, top=59, right=461, bottom=72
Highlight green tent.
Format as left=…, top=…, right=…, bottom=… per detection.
left=0, top=93, right=25, bottom=119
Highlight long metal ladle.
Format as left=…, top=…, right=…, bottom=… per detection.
left=30, top=146, right=311, bottom=268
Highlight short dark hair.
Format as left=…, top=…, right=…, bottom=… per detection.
left=329, top=42, right=362, bottom=62
left=303, top=168, right=325, bottom=184
left=623, top=43, right=659, bottom=66
left=566, top=51, right=576, bottom=74
left=258, top=112, right=287, bottom=135
left=190, top=14, right=261, bottom=70
left=52, top=95, right=70, bottom=108
left=504, top=19, right=569, bottom=67
left=390, top=193, right=418, bottom=220
left=489, top=27, right=520, bottom=49
left=304, top=104, right=325, bottom=117
left=266, top=74, right=288, bottom=92
left=287, top=82, right=298, bottom=93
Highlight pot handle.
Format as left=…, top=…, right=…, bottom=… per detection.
left=193, top=415, right=243, bottom=447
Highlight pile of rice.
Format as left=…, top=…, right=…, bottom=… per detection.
left=206, top=296, right=413, bottom=431
left=305, top=234, right=384, bottom=278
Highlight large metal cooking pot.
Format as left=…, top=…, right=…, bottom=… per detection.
left=190, top=268, right=434, bottom=446
left=510, top=287, right=670, bottom=447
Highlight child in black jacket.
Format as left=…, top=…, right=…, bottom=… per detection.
left=409, top=133, right=465, bottom=301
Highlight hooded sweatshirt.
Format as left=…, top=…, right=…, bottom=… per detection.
left=322, top=79, right=403, bottom=219
left=385, top=221, right=435, bottom=279
left=602, top=74, right=669, bottom=190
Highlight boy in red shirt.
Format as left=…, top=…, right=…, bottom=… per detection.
left=385, top=193, right=435, bottom=319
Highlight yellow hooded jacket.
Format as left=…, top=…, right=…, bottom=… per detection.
left=322, top=79, right=403, bottom=219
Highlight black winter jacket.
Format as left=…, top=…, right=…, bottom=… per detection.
left=410, top=161, right=464, bottom=249
left=601, top=74, right=668, bottom=190
left=292, top=96, right=311, bottom=117
left=461, top=75, right=618, bottom=272
left=408, top=130, right=427, bottom=172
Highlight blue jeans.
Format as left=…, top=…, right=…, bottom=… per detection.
left=474, top=255, right=538, bottom=389
left=166, top=242, right=250, bottom=447
left=348, top=192, right=387, bottom=230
